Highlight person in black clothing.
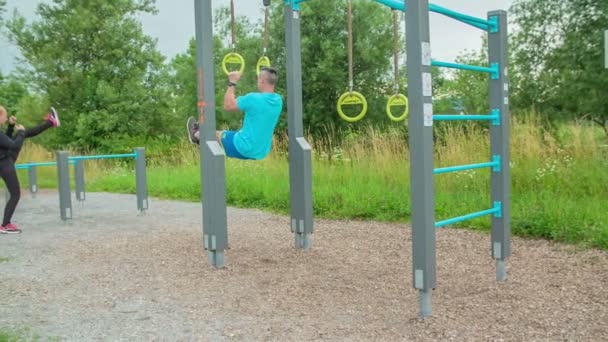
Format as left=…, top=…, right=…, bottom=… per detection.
left=0, top=105, right=60, bottom=234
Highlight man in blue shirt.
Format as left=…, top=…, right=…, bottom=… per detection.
left=188, top=67, right=283, bottom=160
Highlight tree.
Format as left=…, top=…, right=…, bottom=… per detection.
left=0, top=0, right=6, bottom=21
left=0, top=0, right=6, bottom=23
left=0, top=74, right=28, bottom=116
left=6, top=0, right=175, bottom=151
left=511, top=0, right=608, bottom=135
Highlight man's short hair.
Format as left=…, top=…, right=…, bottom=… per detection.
left=260, top=67, right=278, bottom=86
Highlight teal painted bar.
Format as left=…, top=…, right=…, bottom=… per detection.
left=17, top=162, right=57, bottom=168
left=434, top=157, right=500, bottom=175
left=435, top=202, right=502, bottom=228
left=293, top=1, right=492, bottom=31
left=69, top=153, right=137, bottom=161
left=16, top=151, right=137, bottom=169
left=372, top=0, right=405, bottom=11
left=432, top=60, right=497, bottom=75
left=435, top=109, right=500, bottom=125
left=16, top=160, right=76, bottom=169
left=434, top=114, right=496, bottom=121
left=429, top=4, right=494, bottom=29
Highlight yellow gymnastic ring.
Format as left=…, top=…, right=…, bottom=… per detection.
left=222, top=52, right=245, bottom=75
left=256, top=56, right=271, bottom=75
left=337, top=91, right=368, bottom=122
left=386, top=94, right=409, bottom=122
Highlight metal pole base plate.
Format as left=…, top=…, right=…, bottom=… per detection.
left=294, top=233, right=312, bottom=250
left=496, top=259, right=507, bottom=282
left=420, top=289, right=432, bottom=319
left=207, top=250, right=225, bottom=268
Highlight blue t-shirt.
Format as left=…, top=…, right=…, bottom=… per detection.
left=234, top=92, right=283, bottom=160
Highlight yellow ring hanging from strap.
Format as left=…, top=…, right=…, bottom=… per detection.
left=386, top=94, right=409, bottom=122
left=256, top=56, right=271, bottom=75
left=222, top=52, right=245, bottom=75
left=337, top=91, right=368, bottom=122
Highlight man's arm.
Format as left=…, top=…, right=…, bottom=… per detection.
left=223, top=84, right=239, bottom=112
left=223, top=71, right=242, bottom=112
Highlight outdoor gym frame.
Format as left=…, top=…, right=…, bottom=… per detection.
left=193, top=0, right=510, bottom=319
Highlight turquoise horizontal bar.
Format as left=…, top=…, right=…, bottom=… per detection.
left=294, top=1, right=496, bottom=31
left=15, top=160, right=76, bottom=169
left=432, top=60, right=496, bottom=74
left=435, top=109, right=500, bottom=125
left=434, top=114, right=496, bottom=121
left=15, top=153, right=137, bottom=168
left=434, top=159, right=499, bottom=175
left=17, top=162, right=57, bottom=168
left=429, top=4, right=494, bottom=31
left=69, top=153, right=137, bottom=161
left=372, top=0, right=405, bottom=11
left=435, top=203, right=501, bottom=228
left=295, top=1, right=494, bottom=32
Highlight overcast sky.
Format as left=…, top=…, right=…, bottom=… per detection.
left=1, top=0, right=514, bottom=74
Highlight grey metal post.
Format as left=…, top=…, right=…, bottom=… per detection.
left=488, top=10, right=511, bottom=282
left=195, top=0, right=227, bottom=267
left=74, top=160, right=86, bottom=202
left=604, top=30, right=608, bottom=69
left=285, top=1, right=313, bottom=249
left=202, top=142, right=227, bottom=268
left=406, top=0, right=436, bottom=319
left=134, top=147, right=149, bottom=213
left=28, top=166, right=37, bottom=198
left=56, top=151, right=72, bottom=221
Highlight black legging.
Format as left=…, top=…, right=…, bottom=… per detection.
left=0, top=120, right=53, bottom=226
left=0, top=162, right=20, bottom=226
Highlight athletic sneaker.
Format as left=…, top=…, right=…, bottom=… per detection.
left=186, top=116, right=200, bottom=145
left=47, top=107, right=60, bottom=127
left=0, top=223, right=21, bottom=234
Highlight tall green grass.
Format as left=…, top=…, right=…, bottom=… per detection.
left=16, top=114, right=608, bottom=249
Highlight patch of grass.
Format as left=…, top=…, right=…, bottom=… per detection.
left=0, top=327, right=47, bottom=342
left=0, top=329, right=20, bottom=342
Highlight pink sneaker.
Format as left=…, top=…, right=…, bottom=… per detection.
left=0, top=223, right=21, bottom=234
left=46, top=107, right=60, bottom=127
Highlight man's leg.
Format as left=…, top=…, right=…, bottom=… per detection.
left=219, top=131, right=251, bottom=160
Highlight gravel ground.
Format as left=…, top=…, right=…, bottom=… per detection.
left=0, top=191, right=607, bottom=341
